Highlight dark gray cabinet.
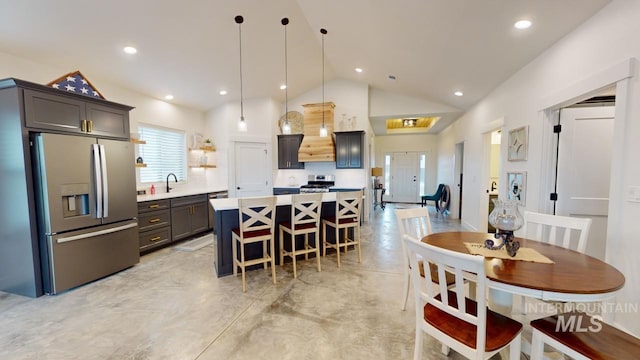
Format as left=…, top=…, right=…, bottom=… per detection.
left=273, top=187, right=300, bottom=195
left=137, top=200, right=172, bottom=252
left=335, top=131, right=364, bottom=169
left=24, top=89, right=130, bottom=139
left=278, top=134, right=304, bottom=169
left=171, top=195, right=209, bottom=242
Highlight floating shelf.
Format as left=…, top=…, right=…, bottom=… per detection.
left=190, top=146, right=215, bottom=152
left=130, top=138, right=146, bottom=144
left=135, top=163, right=147, bottom=168
left=189, top=164, right=217, bottom=168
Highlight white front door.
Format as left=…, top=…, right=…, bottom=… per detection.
left=234, top=142, right=270, bottom=198
left=390, top=152, right=419, bottom=203
left=556, top=106, right=614, bottom=260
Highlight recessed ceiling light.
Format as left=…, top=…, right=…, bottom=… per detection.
left=355, top=68, right=363, bottom=73
left=164, top=94, right=174, bottom=100
left=123, top=46, right=137, bottom=54
left=454, top=91, right=463, bottom=97
left=280, top=84, right=287, bottom=90
left=514, top=20, right=532, bottom=29
left=219, top=90, right=227, bottom=95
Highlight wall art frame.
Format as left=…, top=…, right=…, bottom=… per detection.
left=507, top=125, right=528, bottom=161
left=506, top=171, right=526, bottom=205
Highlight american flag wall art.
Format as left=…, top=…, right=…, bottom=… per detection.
left=47, top=70, right=105, bottom=99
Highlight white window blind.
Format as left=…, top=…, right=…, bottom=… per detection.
left=138, top=125, right=186, bottom=183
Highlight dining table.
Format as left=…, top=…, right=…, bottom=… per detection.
left=421, top=232, right=626, bottom=312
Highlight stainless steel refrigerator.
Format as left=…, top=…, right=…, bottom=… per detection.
left=33, top=133, right=139, bottom=294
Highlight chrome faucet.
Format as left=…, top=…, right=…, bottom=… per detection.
left=166, top=173, right=178, bottom=193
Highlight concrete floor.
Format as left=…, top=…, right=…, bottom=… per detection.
left=0, top=204, right=527, bottom=360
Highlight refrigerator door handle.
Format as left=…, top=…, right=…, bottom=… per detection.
left=99, top=144, right=109, bottom=218
left=92, top=144, right=103, bottom=218
left=56, top=222, right=138, bottom=243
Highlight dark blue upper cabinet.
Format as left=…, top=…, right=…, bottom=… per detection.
left=335, top=131, right=364, bottom=169
left=277, top=134, right=305, bottom=169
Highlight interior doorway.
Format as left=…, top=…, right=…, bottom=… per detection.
left=480, top=128, right=502, bottom=233
left=454, top=142, right=464, bottom=219
left=233, top=141, right=270, bottom=198
left=553, top=98, right=615, bottom=260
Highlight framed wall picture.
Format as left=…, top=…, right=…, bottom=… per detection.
left=508, top=126, right=528, bottom=161
left=506, top=171, right=526, bottom=205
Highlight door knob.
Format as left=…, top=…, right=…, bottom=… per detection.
left=236, top=186, right=241, bottom=190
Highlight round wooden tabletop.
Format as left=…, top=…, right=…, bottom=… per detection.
left=422, top=232, right=625, bottom=295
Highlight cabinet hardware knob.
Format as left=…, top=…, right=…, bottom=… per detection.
left=88, top=120, right=93, bottom=132
left=81, top=119, right=87, bottom=132
left=149, top=218, right=160, bottom=223
left=150, top=236, right=162, bottom=242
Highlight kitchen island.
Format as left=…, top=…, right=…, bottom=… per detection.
left=210, top=193, right=348, bottom=277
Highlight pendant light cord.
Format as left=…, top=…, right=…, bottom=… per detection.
left=283, top=18, right=289, bottom=117
left=321, top=28, right=327, bottom=128
left=235, top=16, right=245, bottom=120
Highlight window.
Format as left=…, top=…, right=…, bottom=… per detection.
left=384, top=154, right=391, bottom=196
left=419, top=154, right=426, bottom=194
left=138, top=124, right=187, bottom=183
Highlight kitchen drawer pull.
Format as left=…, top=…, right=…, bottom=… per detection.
left=150, top=236, right=162, bottom=242
left=148, top=204, right=160, bottom=209
left=149, top=218, right=161, bottom=223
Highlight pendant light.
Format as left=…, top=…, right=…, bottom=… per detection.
left=319, top=28, right=328, bottom=137
left=281, top=17, right=291, bottom=135
left=235, top=15, right=247, bottom=132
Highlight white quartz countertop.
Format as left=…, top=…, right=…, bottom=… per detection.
left=210, top=192, right=339, bottom=211
left=137, top=187, right=227, bottom=202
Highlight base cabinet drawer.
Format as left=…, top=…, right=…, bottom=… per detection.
left=138, top=210, right=170, bottom=232
left=139, top=227, right=171, bottom=252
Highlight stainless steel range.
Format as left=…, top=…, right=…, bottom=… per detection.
left=300, top=175, right=335, bottom=193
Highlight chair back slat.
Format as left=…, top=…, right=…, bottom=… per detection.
left=395, top=208, right=433, bottom=266
left=405, top=239, right=488, bottom=350
left=291, top=193, right=322, bottom=228
left=238, top=196, right=277, bottom=233
left=521, top=211, right=592, bottom=253
left=335, top=190, right=362, bottom=221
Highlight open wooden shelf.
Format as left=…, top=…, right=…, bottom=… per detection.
left=135, top=163, right=147, bottom=168
left=189, top=164, right=217, bottom=168
left=189, top=146, right=216, bottom=152
left=130, top=138, right=146, bottom=144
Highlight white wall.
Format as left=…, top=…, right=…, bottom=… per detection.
left=0, top=50, right=208, bottom=192
left=437, top=0, right=640, bottom=335
left=204, top=97, right=280, bottom=194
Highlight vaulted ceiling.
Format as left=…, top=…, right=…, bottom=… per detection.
left=0, top=0, right=610, bottom=134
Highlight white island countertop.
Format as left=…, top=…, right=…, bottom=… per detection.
left=137, top=186, right=227, bottom=202
left=210, top=192, right=341, bottom=211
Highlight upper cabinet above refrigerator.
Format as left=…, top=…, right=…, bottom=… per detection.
left=23, top=88, right=131, bottom=139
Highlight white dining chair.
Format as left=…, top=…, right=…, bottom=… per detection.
left=396, top=207, right=434, bottom=311
left=530, top=312, right=640, bottom=360
left=518, top=211, right=592, bottom=313
left=404, top=238, right=522, bottom=360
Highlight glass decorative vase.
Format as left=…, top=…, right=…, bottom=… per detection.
left=487, top=199, right=524, bottom=257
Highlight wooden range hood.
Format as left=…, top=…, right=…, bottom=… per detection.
left=298, top=102, right=335, bottom=162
